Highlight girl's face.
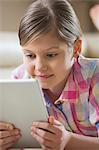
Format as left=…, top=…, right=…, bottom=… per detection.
left=22, top=31, right=74, bottom=93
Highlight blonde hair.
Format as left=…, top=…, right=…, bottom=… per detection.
left=19, top=0, right=82, bottom=46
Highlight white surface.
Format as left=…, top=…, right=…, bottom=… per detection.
left=0, top=67, right=15, bottom=79
left=0, top=32, right=23, bottom=67
left=0, top=79, right=48, bottom=148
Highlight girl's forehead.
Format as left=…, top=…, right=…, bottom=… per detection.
left=25, top=29, right=66, bottom=45
left=22, top=43, right=67, bottom=54
left=22, top=31, right=68, bottom=53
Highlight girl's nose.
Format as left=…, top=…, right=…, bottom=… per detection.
left=35, top=58, right=48, bottom=71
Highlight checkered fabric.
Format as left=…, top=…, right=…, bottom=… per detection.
left=12, top=55, right=99, bottom=137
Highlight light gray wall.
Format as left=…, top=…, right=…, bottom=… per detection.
left=71, top=1, right=99, bottom=33
left=0, top=0, right=32, bottom=31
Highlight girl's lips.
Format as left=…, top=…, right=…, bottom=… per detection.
left=36, top=74, right=54, bottom=80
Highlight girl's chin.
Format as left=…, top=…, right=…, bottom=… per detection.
left=39, top=83, right=49, bottom=89
left=38, top=81, right=51, bottom=89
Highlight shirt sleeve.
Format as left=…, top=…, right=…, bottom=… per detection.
left=95, top=121, right=99, bottom=129
left=11, top=64, right=25, bottom=79
left=89, top=61, right=99, bottom=134
left=95, top=121, right=99, bottom=137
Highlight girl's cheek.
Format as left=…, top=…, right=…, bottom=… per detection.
left=24, top=60, right=35, bottom=76
left=27, top=65, right=35, bottom=76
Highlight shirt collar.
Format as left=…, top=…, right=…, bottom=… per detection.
left=55, top=56, right=89, bottom=104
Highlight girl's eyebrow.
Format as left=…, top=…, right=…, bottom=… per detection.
left=23, top=49, right=33, bottom=53
left=22, top=46, right=60, bottom=53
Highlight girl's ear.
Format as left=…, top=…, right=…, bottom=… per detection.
left=74, top=39, right=82, bottom=56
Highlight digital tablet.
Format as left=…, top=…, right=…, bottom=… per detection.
left=0, top=79, right=48, bottom=148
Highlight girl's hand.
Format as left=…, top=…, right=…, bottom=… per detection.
left=0, top=122, right=21, bottom=150
left=31, top=116, right=70, bottom=150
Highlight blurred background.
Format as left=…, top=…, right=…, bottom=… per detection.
left=0, top=0, right=99, bottom=33
left=0, top=0, right=99, bottom=79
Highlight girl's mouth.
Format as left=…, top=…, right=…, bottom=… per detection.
left=36, top=74, right=54, bottom=80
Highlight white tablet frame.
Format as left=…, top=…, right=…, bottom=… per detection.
left=0, top=79, right=48, bottom=148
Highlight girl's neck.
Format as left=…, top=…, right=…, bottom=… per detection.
left=46, top=77, right=67, bottom=103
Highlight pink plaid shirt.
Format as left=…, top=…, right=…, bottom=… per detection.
left=12, top=55, right=99, bottom=137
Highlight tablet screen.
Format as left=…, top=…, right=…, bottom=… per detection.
left=0, top=79, right=48, bottom=148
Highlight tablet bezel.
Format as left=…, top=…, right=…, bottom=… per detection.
left=0, top=79, right=48, bottom=148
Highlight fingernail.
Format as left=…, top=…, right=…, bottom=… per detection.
left=6, top=124, right=13, bottom=130
left=31, top=126, right=36, bottom=132
left=48, top=116, right=54, bottom=125
left=15, top=129, right=20, bottom=135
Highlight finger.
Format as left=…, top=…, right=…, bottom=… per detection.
left=31, top=132, right=54, bottom=149
left=32, top=122, right=60, bottom=134
left=0, top=122, right=14, bottom=130
left=0, top=138, right=19, bottom=150
left=31, top=126, right=56, bottom=141
left=0, top=134, right=21, bottom=146
left=0, top=128, right=20, bottom=138
left=48, top=116, right=54, bottom=125
left=31, top=126, right=63, bottom=146
left=41, top=145, right=46, bottom=150
left=48, top=116, right=62, bottom=126
left=41, top=145, right=52, bottom=150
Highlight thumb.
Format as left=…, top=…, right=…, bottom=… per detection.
left=0, top=122, right=14, bottom=130
left=48, top=116, right=62, bottom=126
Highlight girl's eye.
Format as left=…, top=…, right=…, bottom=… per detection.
left=25, top=54, right=36, bottom=59
left=46, top=53, right=58, bottom=58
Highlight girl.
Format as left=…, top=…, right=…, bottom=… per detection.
left=0, top=0, right=99, bottom=149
